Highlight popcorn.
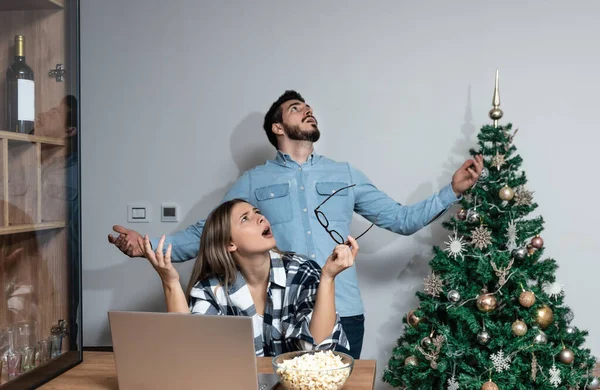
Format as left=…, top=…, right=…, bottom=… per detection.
left=275, top=351, right=352, bottom=390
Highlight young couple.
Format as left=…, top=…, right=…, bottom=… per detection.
left=110, top=90, right=483, bottom=358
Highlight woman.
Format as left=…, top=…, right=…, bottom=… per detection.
left=139, top=198, right=358, bottom=357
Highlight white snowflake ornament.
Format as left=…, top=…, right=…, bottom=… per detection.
left=542, top=281, right=565, bottom=300
left=527, top=279, right=538, bottom=288
left=447, top=376, right=459, bottom=390
left=445, top=231, right=467, bottom=259
left=549, top=363, right=561, bottom=387
left=506, top=220, right=518, bottom=251
left=491, top=349, right=511, bottom=373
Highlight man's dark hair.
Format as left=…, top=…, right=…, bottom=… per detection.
left=263, top=90, right=304, bottom=148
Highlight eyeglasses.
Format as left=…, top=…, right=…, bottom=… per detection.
left=314, top=184, right=375, bottom=245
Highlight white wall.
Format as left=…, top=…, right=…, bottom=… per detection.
left=81, top=1, right=600, bottom=388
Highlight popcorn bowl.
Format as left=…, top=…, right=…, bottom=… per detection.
left=272, top=350, right=354, bottom=390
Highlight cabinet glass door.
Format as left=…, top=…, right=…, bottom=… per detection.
left=0, top=0, right=81, bottom=388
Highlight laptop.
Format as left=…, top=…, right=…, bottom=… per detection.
left=108, top=311, right=279, bottom=390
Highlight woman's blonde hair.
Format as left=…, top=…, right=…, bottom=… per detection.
left=185, top=198, right=256, bottom=300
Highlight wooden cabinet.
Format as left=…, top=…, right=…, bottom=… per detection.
left=0, top=0, right=81, bottom=388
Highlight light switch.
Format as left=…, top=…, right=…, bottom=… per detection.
left=128, top=203, right=151, bottom=223
left=132, top=208, right=146, bottom=219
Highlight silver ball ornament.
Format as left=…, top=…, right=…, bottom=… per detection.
left=479, top=167, right=489, bottom=181
left=447, top=290, right=461, bottom=303
left=566, top=326, right=576, bottom=335
left=564, top=309, right=575, bottom=323
left=533, top=330, right=548, bottom=344
left=467, top=209, right=480, bottom=223
left=587, top=377, right=600, bottom=389
left=512, top=247, right=527, bottom=260
left=477, top=330, right=491, bottom=345
left=420, top=337, right=433, bottom=348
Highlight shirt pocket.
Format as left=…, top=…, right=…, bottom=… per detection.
left=315, top=181, right=351, bottom=222
left=254, top=183, right=293, bottom=225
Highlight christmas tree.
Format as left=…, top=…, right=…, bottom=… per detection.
left=382, top=71, right=598, bottom=390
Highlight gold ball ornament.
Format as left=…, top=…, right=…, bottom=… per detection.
left=499, top=185, right=515, bottom=201
left=511, top=319, right=528, bottom=336
left=489, top=107, right=503, bottom=121
left=559, top=348, right=575, bottom=364
left=407, top=310, right=421, bottom=327
left=535, top=305, right=554, bottom=329
left=482, top=380, right=499, bottom=390
left=519, top=291, right=536, bottom=308
left=404, top=356, right=418, bottom=366
left=477, top=293, right=498, bottom=313
left=527, top=244, right=537, bottom=256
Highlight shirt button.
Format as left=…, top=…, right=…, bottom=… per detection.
left=307, top=231, right=311, bottom=235
left=311, top=254, right=316, bottom=259
left=298, top=167, right=302, bottom=171
left=269, top=193, right=275, bottom=198
left=300, top=186, right=305, bottom=191
left=303, top=208, right=307, bottom=213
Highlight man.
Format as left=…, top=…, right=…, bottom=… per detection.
left=108, top=90, right=483, bottom=359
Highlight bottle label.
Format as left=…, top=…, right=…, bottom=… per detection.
left=17, top=79, right=35, bottom=121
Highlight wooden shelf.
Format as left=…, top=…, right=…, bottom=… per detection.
left=0, top=221, right=65, bottom=235
left=0, top=130, right=65, bottom=146
left=0, top=0, right=64, bottom=11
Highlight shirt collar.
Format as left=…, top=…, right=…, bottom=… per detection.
left=275, top=150, right=320, bottom=166
left=268, top=250, right=287, bottom=289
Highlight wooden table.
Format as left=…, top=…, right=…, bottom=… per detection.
left=39, top=351, right=377, bottom=389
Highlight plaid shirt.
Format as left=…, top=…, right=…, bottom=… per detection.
left=188, top=250, right=349, bottom=357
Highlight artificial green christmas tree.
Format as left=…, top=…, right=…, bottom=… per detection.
left=382, top=71, right=598, bottom=390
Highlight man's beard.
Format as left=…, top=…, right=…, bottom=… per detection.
left=282, top=122, right=320, bottom=143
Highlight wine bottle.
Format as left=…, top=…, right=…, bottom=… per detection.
left=6, top=35, right=35, bottom=134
